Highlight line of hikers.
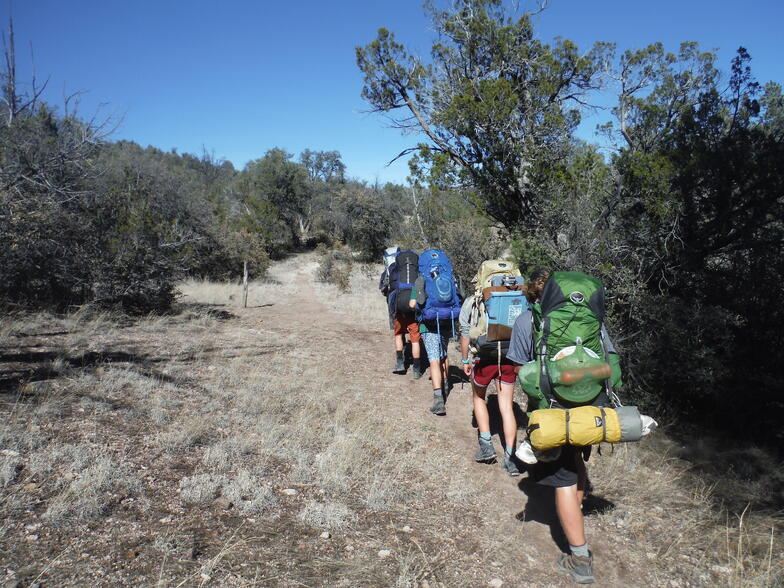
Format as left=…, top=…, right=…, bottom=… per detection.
left=379, top=247, right=657, bottom=585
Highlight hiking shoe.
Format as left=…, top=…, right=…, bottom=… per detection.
left=516, top=440, right=538, bottom=465
left=501, top=455, right=522, bottom=476
left=474, top=437, right=496, bottom=463
left=392, top=356, right=406, bottom=374
left=430, top=394, right=446, bottom=416
left=556, top=552, right=594, bottom=585
left=412, top=365, right=423, bottom=380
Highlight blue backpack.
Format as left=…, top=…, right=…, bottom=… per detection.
left=417, top=249, right=462, bottom=322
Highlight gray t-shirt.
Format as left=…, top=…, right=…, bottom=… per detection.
left=506, top=311, right=617, bottom=365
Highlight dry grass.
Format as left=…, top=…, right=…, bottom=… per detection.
left=0, top=253, right=781, bottom=587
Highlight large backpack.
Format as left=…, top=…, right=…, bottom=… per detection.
left=417, top=249, right=462, bottom=322
left=518, top=271, right=621, bottom=410
left=388, top=250, right=419, bottom=317
left=382, top=246, right=400, bottom=291
left=467, top=260, right=527, bottom=361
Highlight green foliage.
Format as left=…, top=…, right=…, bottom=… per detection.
left=357, top=0, right=612, bottom=229
left=607, top=46, right=784, bottom=443
left=315, top=244, right=353, bottom=292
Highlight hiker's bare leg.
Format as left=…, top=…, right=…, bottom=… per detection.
left=555, top=484, right=586, bottom=547
left=497, top=381, right=517, bottom=448
left=412, top=341, right=420, bottom=359
left=394, top=334, right=404, bottom=352
left=555, top=454, right=588, bottom=546
left=441, top=356, right=449, bottom=388
left=429, top=359, right=442, bottom=390
left=472, top=383, right=490, bottom=432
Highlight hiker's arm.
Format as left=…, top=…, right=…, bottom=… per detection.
left=459, top=336, right=472, bottom=375
left=379, top=271, right=389, bottom=295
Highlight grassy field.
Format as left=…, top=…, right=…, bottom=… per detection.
left=0, top=252, right=781, bottom=587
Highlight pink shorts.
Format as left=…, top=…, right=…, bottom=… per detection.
left=472, top=362, right=516, bottom=387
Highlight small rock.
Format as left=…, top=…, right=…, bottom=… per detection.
left=378, top=549, right=391, bottom=559
left=0, top=449, right=20, bottom=457
left=207, top=366, right=216, bottom=371
left=159, top=516, right=172, bottom=523
left=25, top=535, right=38, bottom=542
left=420, top=581, right=431, bottom=588
left=489, top=579, right=503, bottom=588
left=345, top=545, right=354, bottom=552
left=200, top=573, right=211, bottom=581
left=125, top=550, right=139, bottom=560
left=401, top=525, right=413, bottom=533
left=711, top=565, right=731, bottom=574
left=22, top=483, right=38, bottom=492
left=319, top=531, right=331, bottom=539
left=281, top=488, right=298, bottom=496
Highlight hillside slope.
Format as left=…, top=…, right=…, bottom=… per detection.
left=0, top=253, right=779, bottom=587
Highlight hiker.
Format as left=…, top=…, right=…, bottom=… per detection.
left=459, top=272, right=525, bottom=476
left=409, top=249, right=462, bottom=415
left=379, top=250, right=422, bottom=378
left=507, top=268, right=620, bottom=585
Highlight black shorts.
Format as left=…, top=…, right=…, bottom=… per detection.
left=529, top=445, right=590, bottom=488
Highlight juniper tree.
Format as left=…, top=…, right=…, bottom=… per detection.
left=356, top=0, right=612, bottom=229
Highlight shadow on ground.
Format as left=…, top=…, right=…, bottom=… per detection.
left=516, top=474, right=616, bottom=554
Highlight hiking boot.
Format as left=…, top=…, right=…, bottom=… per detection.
left=412, top=364, right=423, bottom=380
left=556, top=552, right=594, bottom=585
left=392, top=356, right=406, bottom=374
left=474, top=437, right=496, bottom=463
left=516, top=440, right=538, bottom=465
left=430, top=392, right=446, bottom=416
left=501, top=455, right=522, bottom=476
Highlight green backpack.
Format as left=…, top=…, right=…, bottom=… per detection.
left=518, top=271, right=622, bottom=411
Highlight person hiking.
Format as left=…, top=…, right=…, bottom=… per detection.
left=507, top=268, right=620, bottom=585
left=459, top=274, right=523, bottom=477
left=408, top=249, right=462, bottom=415
left=379, top=251, right=423, bottom=378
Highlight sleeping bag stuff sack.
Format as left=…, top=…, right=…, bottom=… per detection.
left=527, top=405, right=644, bottom=451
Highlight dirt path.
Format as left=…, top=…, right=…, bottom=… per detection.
left=0, top=253, right=649, bottom=587
left=228, top=255, right=630, bottom=587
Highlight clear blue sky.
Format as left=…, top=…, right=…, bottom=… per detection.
left=6, top=0, right=782, bottom=184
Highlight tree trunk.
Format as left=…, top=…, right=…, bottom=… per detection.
left=242, top=260, right=249, bottom=308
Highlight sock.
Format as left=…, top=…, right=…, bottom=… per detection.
left=413, top=358, right=421, bottom=369
left=479, top=432, right=491, bottom=441
left=396, top=350, right=403, bottom=361
left=570, top=543, right=590, bottom=558
left=505, top=446, right=514, bottom=458
left=433, top=388, right=442, bottom=397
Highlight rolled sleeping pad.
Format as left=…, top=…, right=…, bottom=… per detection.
left=527, top=405, right=645, bottom=451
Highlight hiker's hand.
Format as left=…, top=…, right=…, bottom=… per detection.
left=462, top=362, right=472, bottom=376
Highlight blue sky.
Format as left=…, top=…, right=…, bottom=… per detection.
left=6, top=0, right=782, bottom=184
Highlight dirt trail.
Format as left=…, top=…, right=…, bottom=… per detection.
left=231, top=255, right=630, bottom=587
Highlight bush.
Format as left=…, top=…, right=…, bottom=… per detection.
left=315, top=246, right=353, bottom=292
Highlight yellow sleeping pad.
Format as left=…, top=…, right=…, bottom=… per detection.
left=527, top=405, right=644, bottom=450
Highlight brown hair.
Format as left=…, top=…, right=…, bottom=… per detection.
left=529, top=268, right=551, bottom=283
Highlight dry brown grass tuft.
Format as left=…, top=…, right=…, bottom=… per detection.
left=298, top=499, right=358, bottom=531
